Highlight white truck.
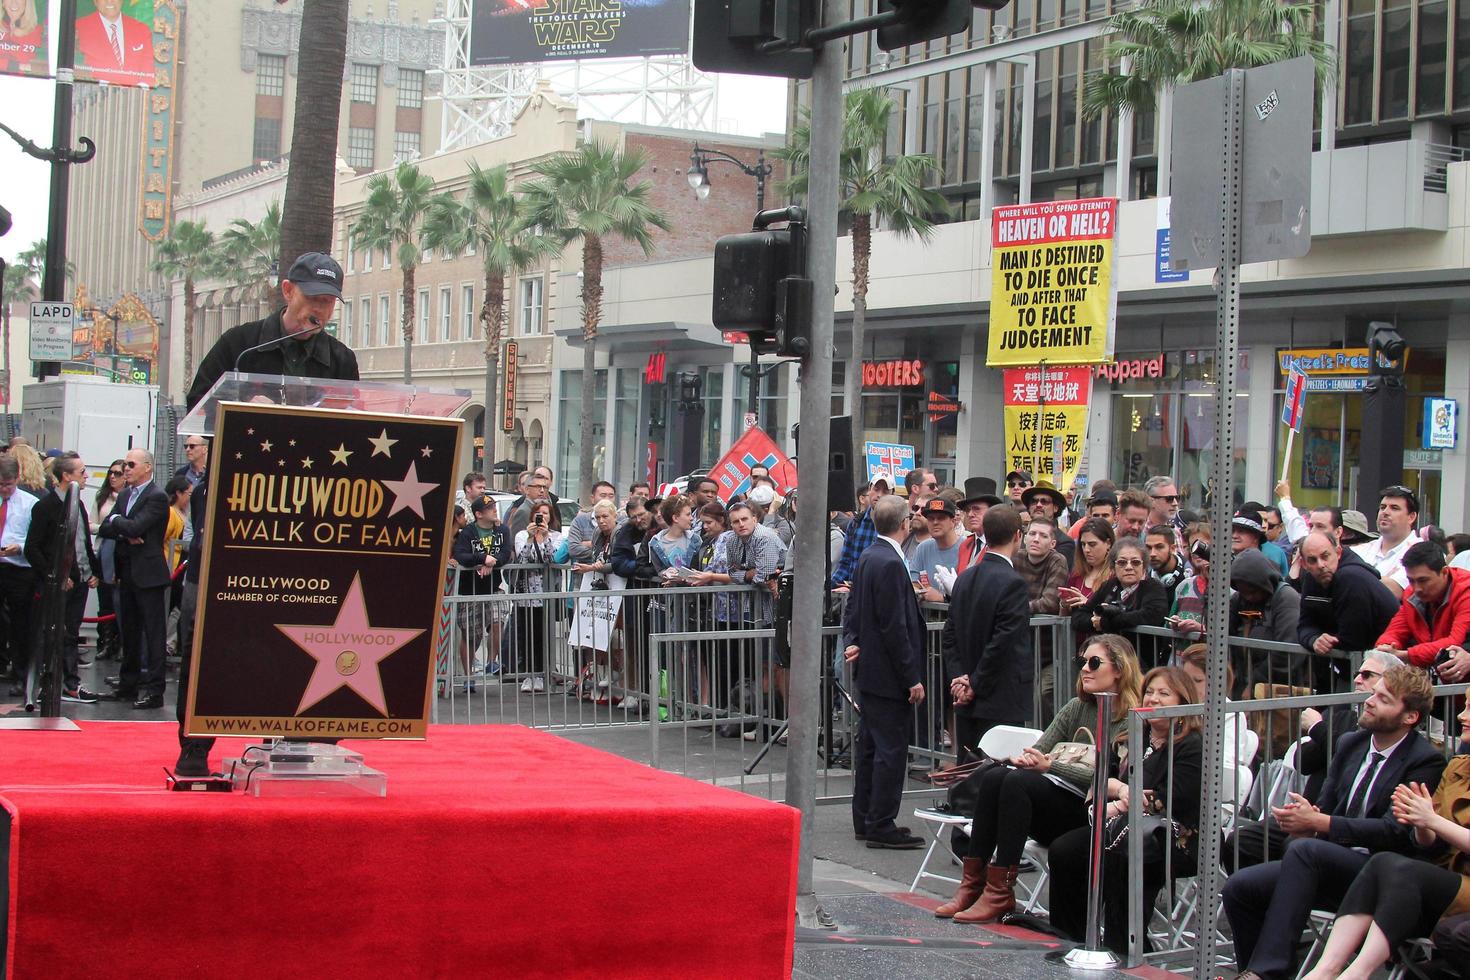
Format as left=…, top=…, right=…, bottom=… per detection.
left=21, top=375, right=160, bottom=483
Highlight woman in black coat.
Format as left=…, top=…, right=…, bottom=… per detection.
left=1071, top=537, right=1169, bottom=667
left=1047, top=665, right=1205, bottom=956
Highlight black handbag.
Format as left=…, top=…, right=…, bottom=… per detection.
left=1101, top=811, right=1193, bottom=864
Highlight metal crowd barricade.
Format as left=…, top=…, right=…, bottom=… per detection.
left=1111, top=682, right=1470, bottom=972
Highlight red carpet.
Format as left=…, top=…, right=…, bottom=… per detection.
left=2, top=722, right=798, bottom=979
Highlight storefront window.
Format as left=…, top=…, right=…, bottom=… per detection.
left=699, top=367, right=725, bottom=469
left=611, top=369, right=640, bottom=493
left=1275, top=348, right=1446, bottom=525
left=1106, top=349, right=1251, bottom=512
left=735, top=363, right=792, bottom=444
left=556, top=369, right=608, bottom=497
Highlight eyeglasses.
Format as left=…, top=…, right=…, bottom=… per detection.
left=123, top=461, right=139, bottom=469
left=1114, top=558, right=1145, bottom=567
left=1263, top=520, right=1281, bottom=530
left=108, top=469, right=123, bottom=477
left=1381, top=485, right=1420, bottom=509
left=185, top=442, right=205, bottom=449
left=1356, top=668, right=1383, bottom=681
left=922, top=480, right=939, bottom=489
left=1150, top=494, right=1180, bottom=503
left=1079, top=655, right=1107, bottom=671
left=1007, top=479, right=1029, bottom=488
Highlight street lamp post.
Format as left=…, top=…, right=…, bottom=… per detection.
left=687, top=144, right=778, bottom=429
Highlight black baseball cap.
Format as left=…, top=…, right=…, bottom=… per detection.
left=471, top=494, right=497, bottom=514
left=921, top=497, right=957, bottom=518
left=285, top=251, right=344, bottom=299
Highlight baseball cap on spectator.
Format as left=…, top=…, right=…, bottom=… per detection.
left=1341, top=509, right=1380, bottom=544
left=872, top=475, right=892, bottom=491
left=921, top=497, right=957, bottom=518
left=470, top=494, right=496, bottom=514
left=748, top=484, right=776, bottom=507
left=1087, top=488, right=1119, bottom=508
left=1005, top=469, right=1033, bottom=484
left=43, top=448, right=62, bottom=459
left=285, top=251, right=345, bottom=299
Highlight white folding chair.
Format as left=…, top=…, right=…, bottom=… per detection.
left=909, top=807, right=971, bottom=891
left=1018, top=839, right=1051, bottom=914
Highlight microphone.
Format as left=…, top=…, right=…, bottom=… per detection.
left=233, top=317, right=320, bottom=373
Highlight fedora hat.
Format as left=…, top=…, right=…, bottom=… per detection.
left=1021, top=480, right=1066, bottom=512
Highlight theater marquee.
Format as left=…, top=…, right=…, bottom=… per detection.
left=184, top=402, right=462, bottom=739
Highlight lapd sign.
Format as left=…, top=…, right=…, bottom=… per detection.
left=185, top=403, right=462, bottom=739
left=29, top=302, right=75, bottom=361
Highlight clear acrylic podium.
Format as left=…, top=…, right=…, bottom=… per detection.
left=179, top=370, right=472, bottom=436
left=222, top=741, right=388, bottom=797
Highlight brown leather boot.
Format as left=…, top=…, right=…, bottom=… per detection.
left=952, top=864, right=1019, bottom=924
left=934, top=858, right=988, bottom=918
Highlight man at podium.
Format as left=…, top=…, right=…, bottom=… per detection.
left=176, top=251, right=359, bottom=777
left=185, top=251, right=358, bottom=409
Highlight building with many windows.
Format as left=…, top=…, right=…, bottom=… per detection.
left=544, top=0, right=1470, bottom=530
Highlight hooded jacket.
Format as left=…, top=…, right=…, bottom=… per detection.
left=1376, top=565, right=1470, bottom=668
left=1298, top=547, right=1400, bottom=654
left=1229, top=549, right=1301, bottom=645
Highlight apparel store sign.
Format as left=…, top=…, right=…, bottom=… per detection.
left=137, top=0, right=179, bottom=242
left=1002, top=365, right=1091, bottom=494
left=987, top=197, right=1119, bottom=366
left=185, top=402, right=463, bottom=740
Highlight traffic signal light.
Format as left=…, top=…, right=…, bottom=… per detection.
left=876, top=0, right=1011, bottom=51
left=712, top=207, right=812, bottom=358
left=692, top=0, right=815, bottom=79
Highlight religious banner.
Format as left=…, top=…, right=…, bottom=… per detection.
left=710, top=426, right=796, bottom=503
left=185, top=402, right=463, bottom=739
left=863, top=441, right=914, bottom=487
left=0, top=0, right=49, bottom=79
left=1002, top=365, right=1091, bottom=494
left=569, top=573, right=625, bottom=653
left=987, top=197, right=1118, bottom=366
left=74, top=0, right=158, bottom=88
left=137, top=0, right=178, bottom=240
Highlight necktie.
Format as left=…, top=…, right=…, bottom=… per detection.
left=1346, top=751, right=1384, bottom=818
left=109, top=23, right=123, bottom=66
left=0, top=495, right=9, bottom=553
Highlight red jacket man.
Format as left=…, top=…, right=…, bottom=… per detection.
left=1375, top=542, right=1470, bottom=668
left=75, top=1, right=154, bottom=86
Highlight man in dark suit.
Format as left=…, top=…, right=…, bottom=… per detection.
left=842, top=493, right=926, bottom=850
left=75, top=0, right=155, bottom=86
left=98, top=449, right=171, bottom=710
left=24, top=452, right=101, bottom=704
left=942, top=504, right=1032, bottom=763
left=1222, top=664, right=1445, bottom=980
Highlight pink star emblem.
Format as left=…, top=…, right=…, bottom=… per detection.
left=277, top=574, right=424, bottom=716
left=381, top=460, right=439, bottom=519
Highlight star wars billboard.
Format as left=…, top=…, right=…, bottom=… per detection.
left=469, top=0, right=690, bottom=66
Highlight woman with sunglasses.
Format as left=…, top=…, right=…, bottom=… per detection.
left=90, top=460, right=127, bottom=662
left=1300, top=696, right=1470, bottom=980
left=938, top=634, right=1143, bottom=925
left=1047, top=665, right=1204, bottom=956
left=1071, top=538, right=1169, bottom=665
left=1058, top=517, right=1114, bottom=613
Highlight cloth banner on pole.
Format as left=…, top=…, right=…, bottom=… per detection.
left=987, top=197, right=1119, bottom=366
left=710, top=426, right=796, bottom=503
left=1002, top=365, right=1091, bottom=493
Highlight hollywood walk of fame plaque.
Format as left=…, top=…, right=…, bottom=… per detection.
left=184, top=400, right=463, bottom=739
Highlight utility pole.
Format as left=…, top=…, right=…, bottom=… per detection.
left=784, top=0, right=842, bottom=931
left=40, top=0, right=86, bottom=381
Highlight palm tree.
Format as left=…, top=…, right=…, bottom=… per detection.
left=422, top=163, right=559, bottom=466
left=278, top=0, right=349, bottom=269
left=219, top=200, right=283, bottom=311
left=521, top=142, right=671, bottom=497
left=150, top=220, right=218, bottom=380
left=350, top=162, right=436, bottom=383
left=775, top=89, right=948, bottom=447
left=2, top=246, right=40, bottom=408
left=1081, top=0, right=1333, bottom=119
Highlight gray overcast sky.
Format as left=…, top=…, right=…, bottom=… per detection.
left=0, top=69, right=788, bottom=267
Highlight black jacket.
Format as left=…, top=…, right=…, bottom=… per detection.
left=1072, top=575, right=1168, bottom=651
left=1114, top=731, right=1204, bottom=867
left=1297, top=548, right=1400, bottom=654
left=452, top=522, right=511, bottom=596
left=186, top=308, right=360, bottom=411
left=1314, top=727, right=1445, bottom=852
left=942, top=552, right=1033, bottom=725
left=185, top=471, right=206, bottom=585
left=97, top=482, right=171, bottom=590
left=25, top=487, right=99, bottom=585
left=841, top=540, right=926, bottom=702
left=610, top=520, right=651, bottom=583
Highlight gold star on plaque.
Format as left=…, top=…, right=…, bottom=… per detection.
left=301, top=457, right=315, bottom=469
left=246, top=428, right=255, bottom=435
left=278, top=459, right=286, bottom=468
left=330, top=443, right=353, bottom=467
left=289, top=439, right=297, bottom=447
left=261, top=439, right=273, bottom=453
left=235, top=452, right=243, bottom=460
left=421, top=446, right=433, bottom=458
left=368, top=428, right=397, bottom=458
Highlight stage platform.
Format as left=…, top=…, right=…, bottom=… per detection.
left=2, top=722, right=799, bottom=978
